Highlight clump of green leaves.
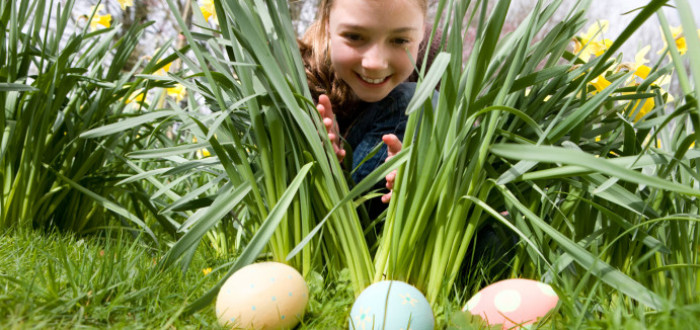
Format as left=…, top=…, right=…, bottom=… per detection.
left=0, top=0, right=167, bottom=236
left=99, top=0, right=378, bottom=313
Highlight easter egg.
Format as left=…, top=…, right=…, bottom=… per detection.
left=463, top=279, right=558, bottom=329
left=349, top=280, right=434, bottom=330
left=216, top=262, right=308, bottom=329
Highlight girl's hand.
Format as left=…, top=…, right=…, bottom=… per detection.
left=317, top=94, right=346, bottom=162
left=381, top=134, right=402, bottom=204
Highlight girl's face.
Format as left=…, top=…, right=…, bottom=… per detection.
left=328, top=0, right=425, bottom=103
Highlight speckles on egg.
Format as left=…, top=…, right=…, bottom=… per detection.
left=493, top=289, right=521, bottom=313
left=464, top=292, right=481, bottom=311
left=216, top=262, right=309, bottom=329
left=349, top=280, right=434, bottom=330
left=537, top=282, right=557, bottom=297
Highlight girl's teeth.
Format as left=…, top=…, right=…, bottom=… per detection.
left=361, top=76, right=385, bottom=84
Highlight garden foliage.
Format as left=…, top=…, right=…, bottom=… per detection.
left=0, top=0, right=178, bottom=236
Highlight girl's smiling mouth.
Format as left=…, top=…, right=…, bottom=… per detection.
left=358, top=73, right=391, bottom=85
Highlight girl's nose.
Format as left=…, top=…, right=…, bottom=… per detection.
left=362, top=44, right=389, bottom=71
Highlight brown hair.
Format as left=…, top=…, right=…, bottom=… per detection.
left=299, top=0, right=430, bottom=120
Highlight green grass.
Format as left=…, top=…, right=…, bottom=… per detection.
left=0, top=228, right=498, bottom=329
left=2, top=229, right=699, bottom=329
left=0, top=230, right=223, bottom=328
left=0, top=230, right=408, bottom=329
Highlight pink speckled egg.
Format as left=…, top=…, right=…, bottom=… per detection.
left=463, top=279, right=558, bottom=329
left=216, top=262, right=308, bottom=329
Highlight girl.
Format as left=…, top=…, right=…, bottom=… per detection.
left=299, top=0, right=437, bottom=204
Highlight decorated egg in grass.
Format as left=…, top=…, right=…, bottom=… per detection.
left=216, top=262, right=308, bottom=329
left=463, top=279, right=559, bottom=329
left=349, top=280, right=434, bottom=330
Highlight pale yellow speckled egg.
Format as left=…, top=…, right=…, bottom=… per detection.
left=216, top=262, right=309, bottom=329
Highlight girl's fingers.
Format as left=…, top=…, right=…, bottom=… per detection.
left=382, top=134, right=402, bottom=159
left=318, top=94, right=332, bottom=115
left=317, top=94, right=345, bottom=162
left=381, top=136, right=402, bottom=203
left=381, top=191, right=392, bottom=204
left=386, top=170, right=396, bottom=189
left=336, top=148, right=346, bottom=162
left=324, top=117, right=333, bottom=130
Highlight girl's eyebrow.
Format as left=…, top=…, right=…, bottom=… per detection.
left=337, top=24, right=418, bottom=33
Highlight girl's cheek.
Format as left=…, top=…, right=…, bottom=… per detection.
left=393, top=48, right=415, bottom=67
left=330, top=43, right=359, bottom=67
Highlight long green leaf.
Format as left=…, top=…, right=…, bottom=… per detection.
left=157, top=181, right=252, bottom=271
left=0, top=83, right=37, bottom=91
left=492, top=144, right=700, bottom=197
left=80, top=110, right=178, bottom=138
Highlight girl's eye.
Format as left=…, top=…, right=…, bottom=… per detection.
left=343, top=33, right=363, bottom=42
left=392, top=38, right=411, bottom=46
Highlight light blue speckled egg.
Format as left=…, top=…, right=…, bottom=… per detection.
left=349, top=280, right=434, bottom=330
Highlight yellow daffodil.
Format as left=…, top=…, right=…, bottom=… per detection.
left=672, top=26, right=687, bottom=55
left=125, top=91, right=147, bottom=104
left=87, top=5, right=111, bottom=31
left=617, top=46, right=653, bottom=88
left=588, top=39, right=613, bottom=56
left=197, top=148, right=211, bottom=158
left=91, top=14, right=111, bottom=30
left=630, top=97, right=654, bottom=122
left=632, top=45, right=651, bottom=79
left=573, top=20, right=613, bottom=61
left=621, top=79, right=658, bottom=122
left=117, top=0, right=134, bottom=10
left=633, top=53, right=674, bottom=104
left=192, top=137, right=212, bottom=158
left=660, top=26, right=689, bottom=55
left=167, top=84, right=187, bottom=102
left=655, top=74, right=672, bottom=88
left=155, top=61, right=172, bottom=76
left=200, top=0, right=218, bottom=24
left=590, top=74, right=611, bottom=94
